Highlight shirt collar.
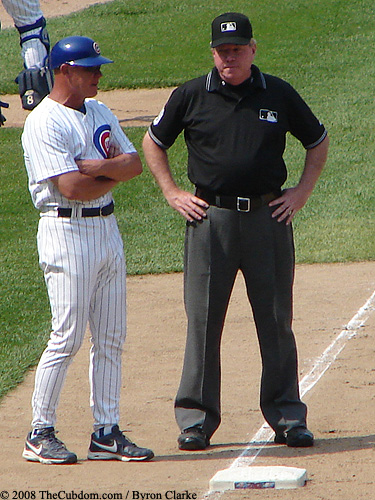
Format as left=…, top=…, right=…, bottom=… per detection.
left=206, top=64, right=266, bottom=93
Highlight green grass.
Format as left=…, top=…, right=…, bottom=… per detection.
left=0, top=130, right=50, bottom=398
left=1, top=0, right=374, bottom=92
left=1, top=0, right=375, bottom=398
left=115, top=131, right=190, bottom=274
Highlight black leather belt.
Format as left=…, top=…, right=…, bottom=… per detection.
left=57, top=201, right=114, bottom=218
left=196, top=189, right=281, bottom=212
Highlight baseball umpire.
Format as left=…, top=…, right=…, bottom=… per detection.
left=1, top=0, right=53, bottom=117
left=142, top=12, right=329, bottom=450
left=22, top=36, right=154, bottom=464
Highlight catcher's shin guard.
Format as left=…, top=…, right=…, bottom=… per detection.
left=17, top=16, right=51, bottom=62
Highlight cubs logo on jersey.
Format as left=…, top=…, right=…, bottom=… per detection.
left=94, top=124, right=111, bottom=158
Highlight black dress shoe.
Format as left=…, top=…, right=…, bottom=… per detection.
left=274, top=426, right=314, bottom=448
left=274, top=432, right=287, bottom=445
left=178, top=427, right=210, bottom=450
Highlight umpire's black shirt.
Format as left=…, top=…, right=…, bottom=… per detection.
left=149, top=65, right=327, bottom=196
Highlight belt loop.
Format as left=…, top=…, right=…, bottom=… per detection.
left=72, top=206, right=80, bottom=218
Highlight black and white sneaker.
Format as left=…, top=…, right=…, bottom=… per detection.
left=88, top=425, right=154, bottom=462
left=22, top=427, right=77, bottom=464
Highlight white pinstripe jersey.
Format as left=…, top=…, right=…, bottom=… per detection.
left=1, top=0, right=42, bottom=26
left=22, top=96, right=137, bottom=211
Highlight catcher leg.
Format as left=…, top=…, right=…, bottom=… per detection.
left=15, top=17, right=53, bottom=110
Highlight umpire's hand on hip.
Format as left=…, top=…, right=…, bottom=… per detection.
left=269, top=186, right=310, bottom=226
left=165, top=187, right=209, bottom=223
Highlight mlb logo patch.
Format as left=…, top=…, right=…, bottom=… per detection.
left=259, top=109, right=278, bottom=123
left=221, top=22, right=237, bottom=33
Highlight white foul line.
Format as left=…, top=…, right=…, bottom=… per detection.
left=205, top=289, right=375, bottom=496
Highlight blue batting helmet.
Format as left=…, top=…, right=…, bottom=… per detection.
left=50, top=36, right=113, bottom=69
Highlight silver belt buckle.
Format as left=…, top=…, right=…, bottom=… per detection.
left=237, top=197, right=251, bottom=212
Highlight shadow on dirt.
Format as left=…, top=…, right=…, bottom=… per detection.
left=151, top=434, right=375, bottom=462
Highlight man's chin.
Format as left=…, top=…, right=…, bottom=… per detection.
left=222, top=75, right=240, bottom=85
left=87, top=88, right=98, bottom=98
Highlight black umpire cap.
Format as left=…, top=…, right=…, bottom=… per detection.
left=211, top=12, right=253, bottom=48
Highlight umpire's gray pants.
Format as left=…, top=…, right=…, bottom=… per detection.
left=174, top=204, right=307, bottom=439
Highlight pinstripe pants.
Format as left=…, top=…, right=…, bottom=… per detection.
left=175, top=204, right=307, bottom=438
left=32, top=214, right=126, bottom=430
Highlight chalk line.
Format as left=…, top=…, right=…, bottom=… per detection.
left=204, top=289, right=375, bottom=497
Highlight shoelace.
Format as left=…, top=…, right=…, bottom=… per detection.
left=38, top=430, right=68, bottom=450
left=113, top=429, right=136, bottom=447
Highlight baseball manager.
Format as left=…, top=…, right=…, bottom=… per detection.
left=142, top=12, right=329, bottom=450
left=22, top=36, right=154, bottom=464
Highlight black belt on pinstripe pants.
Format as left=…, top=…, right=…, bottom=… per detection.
left=57, top=201, right=114, bottom=218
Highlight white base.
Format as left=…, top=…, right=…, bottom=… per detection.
left=209, top=466, right=307, bottom=491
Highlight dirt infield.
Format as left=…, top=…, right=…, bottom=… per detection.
left=0, top=0, right=113, bottom=29
left=1, top=2, right=375, bottom=498
left=1, top=263, right=375, bottom=499
left=1, top=87, right=174, bottom=128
